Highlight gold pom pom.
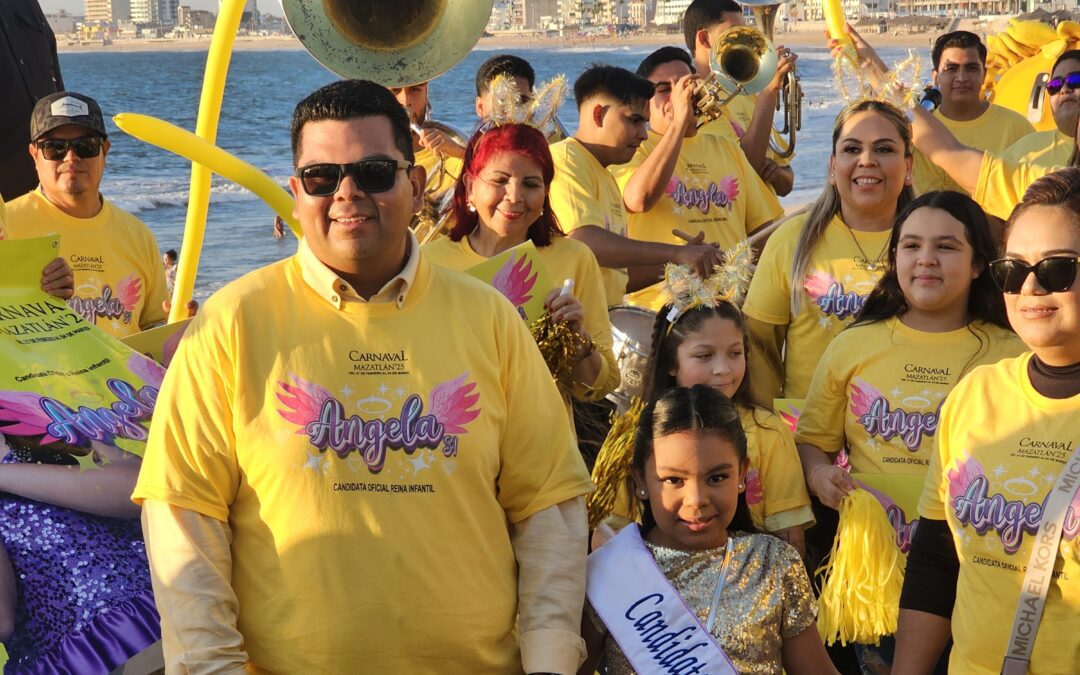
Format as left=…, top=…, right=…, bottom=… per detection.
left=587, top=398, right=645, bottom=530
left=531, top=311, right=587, bottom=391
left=815, top=489, right=905, bottom=646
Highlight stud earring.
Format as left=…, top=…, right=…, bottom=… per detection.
left=539, top=208, right=545, bottom=216
left=638, top=489, right=648, bottom=498
left=467, top=202, right=476, bottom=213
left=738, top=482, right=745, bottom=490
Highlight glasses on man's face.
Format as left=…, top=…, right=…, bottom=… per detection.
left=294, top=159, right=412, bottom=197
left=35, top=136, right=104, bottom=161
left=989, top=256, right=1080, bottom=294
left=1046, top=72, right=1080, bottom=96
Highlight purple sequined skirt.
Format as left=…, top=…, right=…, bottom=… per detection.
left=1, top=490, right=160, bottom=674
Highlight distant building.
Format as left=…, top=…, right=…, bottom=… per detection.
left=84, top=0, right=132, bottom=24
left=512, top=0, right=559, bottom=29
left=628, top=0, right=648, bottom=26
left=46, top=10, right=80, bottom=34
left=653, top=0, right=691, bottom=26
left=177, top=4, right=215, bottom=30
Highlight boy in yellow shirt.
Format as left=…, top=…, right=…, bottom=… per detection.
left=611, top=47, right=783, bottom=310
left=133, top=81, right=592, bottom=675
left=549, top=64, right=724, bottom=307
left=683, top=0, right=797, bottom=197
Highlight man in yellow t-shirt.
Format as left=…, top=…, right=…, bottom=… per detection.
left=549, top=64, right=724, bottom=307
left=683, top=0, right=797, bottom=197
left=611, top=47, right=783, bottom=309
left=912, top=31, right=1033, bottom=196
left=132, top=81, right=593, bottom=675
left=2, top=91, right=168, bottom=339
left=999, top=49, right=1080, bottom=169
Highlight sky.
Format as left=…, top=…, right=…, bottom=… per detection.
left=39, top=0, right=246, bottom=15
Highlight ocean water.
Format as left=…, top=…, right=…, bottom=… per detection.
left=56, top=45, right=924, bottom=300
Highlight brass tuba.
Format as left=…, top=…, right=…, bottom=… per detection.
left=281, top=0, right=495, bottom=241
left=693, top=25, right=778, bottom=125
left=741, top=0, right=802, bottom=159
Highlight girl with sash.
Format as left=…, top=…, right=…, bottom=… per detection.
left=794, top=190, right=1024, bottom=672
left=742, top=100, right=915, bottom=404
left=423, top=122, right=618, bottom=435
left=894, top=169, right=1080, bottom=674
left=640, top=276, right=814, bottom=555
left=580, top=385, right=835, bottom=674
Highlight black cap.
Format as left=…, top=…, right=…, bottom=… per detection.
left=31, top=92, right=108, bottom=140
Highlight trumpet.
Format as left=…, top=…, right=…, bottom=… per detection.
left=692, top=25, right=778, bottom=125
left=742, top=0, right=801, bottom=159
left=409, top=112, right=469, bottom=243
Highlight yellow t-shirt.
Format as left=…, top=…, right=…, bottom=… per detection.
left=549, top=137, right=629, bottom=307
left=2, top=188, right=168, bottom=338
left=415, top=146, right=463, bottom=198
left=913, top=104, right=1033, bottom=196
left=132, top=247, right=592, bottom=674
left=743, top=212, right=891, bottom=399
left=698, top=93, right=793, bottom=169
left=919, top=353, right=1080, bottom=674
left=999, top=128, right=1075, bottom=168
left=974, top=152, right=1059, bottom=221
left=740, top=404, right=814, bottom=534
left=611, top=131, right=784, bottom=309
left=422, top=234, right=619, bottom=419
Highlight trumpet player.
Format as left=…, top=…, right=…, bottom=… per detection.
left=611, top=47, right=782, bottom=310
left=684, top=0, right=797, bottom=197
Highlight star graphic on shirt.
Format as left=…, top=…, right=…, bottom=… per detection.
left=110, top=320, right=121, bottom=332
left=409, top=450, right=432, bottom=475
left=993, top=464, right=1007, bottom=478
left=340, top=384, right=354, bottom=399
left=843, top=274, right=854, bottom=284
left=303, top=451, right=325, bottom=474
left=891, top=387, right=903, bottom=397
left=1029, top=467, right=1041, bottom=479
left=74, top=451, right=101, bottom=473
left=377, top=384, right=389, bottom=396
left=819, top=317, right=831, bottom=328
left=395, top=386, right=407, bottom=398
left=1044, top=473, right=1057, bottom=486
left=865, top=438, right=878, bottom=449
left=921, top=389, right=931, bottom=397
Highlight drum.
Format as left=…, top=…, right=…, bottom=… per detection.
left=607, top=305, right=658, bottom=412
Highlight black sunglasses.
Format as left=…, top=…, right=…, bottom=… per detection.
left=295, top=159, right=412, bottom=197
left=989, top=256, right=1080, bottom=294
left=35, top=136, right=104, bottom=161
left=1046, top=72, right=1080, bottom=96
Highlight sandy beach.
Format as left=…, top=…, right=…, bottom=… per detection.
left=56, top=23, right=950, bottom=54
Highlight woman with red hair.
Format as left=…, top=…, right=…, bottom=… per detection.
left=424, top=123, right=618, bottom=441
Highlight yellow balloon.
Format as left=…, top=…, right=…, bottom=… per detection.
left=169, top=0, right=245, bottom=322
left=823, top=0, right=853, bottom=50
left=113, top=113, right=302, bottom=238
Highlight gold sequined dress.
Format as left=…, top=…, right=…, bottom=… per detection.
left=593, top=531, right=815, bottom=674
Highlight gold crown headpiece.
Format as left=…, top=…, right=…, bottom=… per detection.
left=479, top=73, right=567, bottom=136
left=662, top=238, right=756, bottom=326
left=833, top=49, right=927, bottom=110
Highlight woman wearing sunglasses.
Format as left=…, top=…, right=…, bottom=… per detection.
left=423, top=123, right=618, bottom=436
left=894, top=169, right=1080, bottom=675
left=911, top=51, right=1080, bottom=224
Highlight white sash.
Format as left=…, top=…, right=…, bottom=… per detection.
left=1001, top=444, right=1080, bottom=675
left=586, top=525, right=738, bottom=675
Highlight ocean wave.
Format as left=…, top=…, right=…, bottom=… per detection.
left=104, top=176, right=290, bottom=214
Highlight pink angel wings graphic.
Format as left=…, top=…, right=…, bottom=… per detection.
left=491, top=254, right=537, bottom=309
left=0, top=390, right=63, bottom=444
left=803, top=270, right=839, bottom=303
left=719, top=175, right=740, bottom=203
left=777, top=405, right=802, bottom=433
left=127, top=353, right=166, bottom=389
left=744, top=469, right=763, bottom=506
left=850, top=377, right=884, bottom=419
left=429, top=373, right=481, bottom=436
left=115, top=274, right=143, bottom=311
left=947, top=451, right=986, bottom=500
left=664, top=176, right=680, bottom=196
left=276, top=373, right=333, bottom=433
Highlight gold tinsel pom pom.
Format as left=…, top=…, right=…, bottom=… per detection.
left=816, top=489, right=905, bottom=646
left=587, top=399, right=645, bottom=530
left=531, top=311, right=586, bottom=391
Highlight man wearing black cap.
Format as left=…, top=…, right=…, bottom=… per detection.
left=2, top=91, right=169, bottom=339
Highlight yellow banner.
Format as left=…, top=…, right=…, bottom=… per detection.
left=0, top=236, right=164, bottom=457
left=465, top=240, right=552, bottom=325
left=120, top=317, right=192, bottom=366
